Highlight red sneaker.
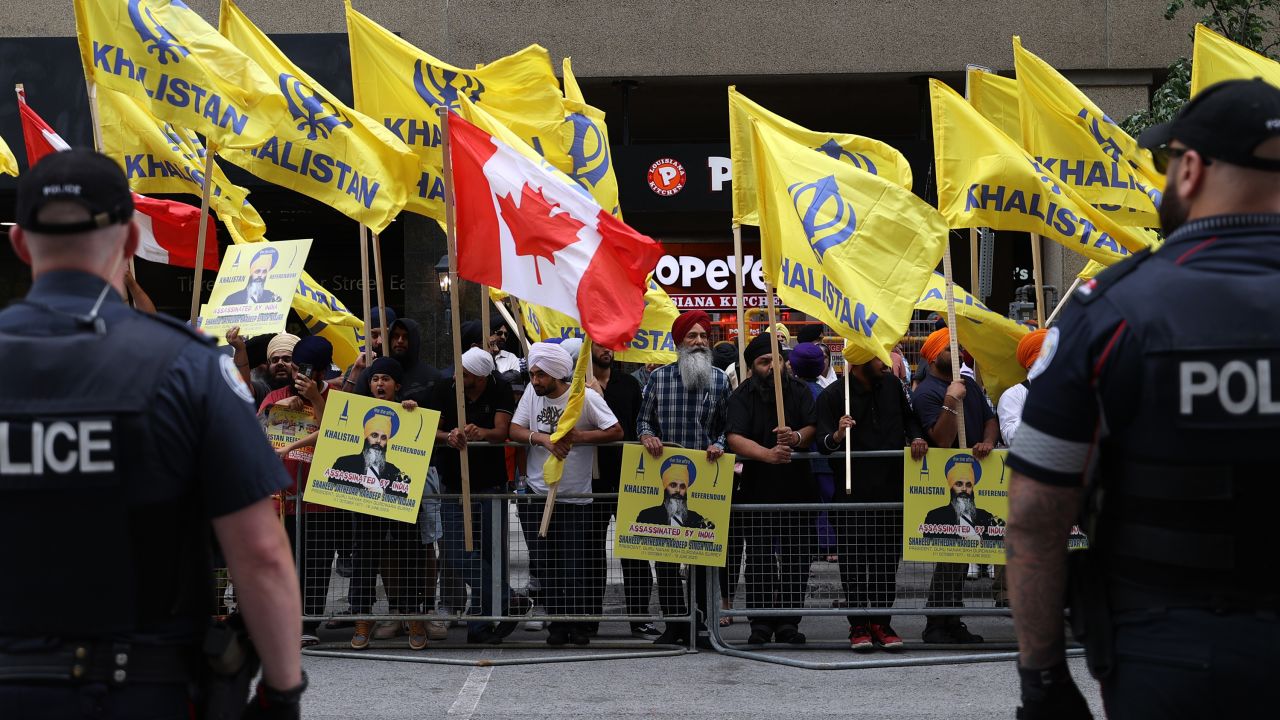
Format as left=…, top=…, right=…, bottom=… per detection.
left=870, top=623, right=904, bottom=649
left=849, top=625, right=874, bottom=652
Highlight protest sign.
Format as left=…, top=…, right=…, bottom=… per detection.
left=614, top=445, right=735, bottom=566
left=199, top=239, right=312, bottom=340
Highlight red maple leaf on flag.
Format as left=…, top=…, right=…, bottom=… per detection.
left=496, top=183, right=585, bottom=284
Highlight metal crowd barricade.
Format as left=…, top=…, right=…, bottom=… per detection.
left=291, top=448, right=697, bottom=666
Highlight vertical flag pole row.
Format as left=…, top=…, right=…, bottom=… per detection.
left=842, top=340, right=852, bottom=493
left=941, top=241, right=968, bottom=448
left=372, top=233, right=389, bottom=357
left=1029, top=234, right=1047, bottom=326
left=358, top=224, right=373, bottom=365
left=438, top=107, right=475, bottom=551
left=763, top=282, right=786, bottom=427
left=480, top=286, right=492, bottom=354
left=732, top=224, right=748, bottom=384
left=187, top=147, right=217, bottom=326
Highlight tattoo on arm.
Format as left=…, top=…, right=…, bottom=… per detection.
left=1006, top=471, right=1082, bottom=669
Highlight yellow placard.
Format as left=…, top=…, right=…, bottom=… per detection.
left=304, top=391, right=440, bottom=523
left=198, top=238, right=312, bottom=340
left=265, top=406, right=318, bottom=462
left=614, top=445, right=735, bottom=567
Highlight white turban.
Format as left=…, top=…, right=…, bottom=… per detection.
left=559, top=337, right=584, bottom=361
left=527, top=342, right=573, bottom=380
left=267, top=332, right=300, bottom=359
left=461, top=347, right=496, bottom=377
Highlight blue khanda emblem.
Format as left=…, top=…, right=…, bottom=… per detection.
left=815, top=139, right=878, bottom=175
left=128, top=0, right=190, bottom=66
left=567, top=113, right=610, bottom=190
left=279, top=74, right=353, bottom=141
left=413, top=61, right=485, bottom=109
left=788, top=175, right=857, bottom=261
left=338, top=400, right=350, bottom=424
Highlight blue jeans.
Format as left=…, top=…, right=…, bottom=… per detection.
left=440, top=494, right=512, bottom=633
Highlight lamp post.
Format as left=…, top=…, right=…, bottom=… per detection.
left=435, top=254, right=451, bottom=336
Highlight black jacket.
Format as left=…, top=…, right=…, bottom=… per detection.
left=815, top=369, right=925, bottom=502
left=356, top=317, right=442, bottom=406
left=329, top=453, right=411, bottom=498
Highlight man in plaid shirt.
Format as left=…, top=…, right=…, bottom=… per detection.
left=637, top=309, right=730, bottom=647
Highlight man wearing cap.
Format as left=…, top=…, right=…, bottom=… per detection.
left=0, top=150, right=305, bottom=715
left=913, top=326, right=997, bottom=645
left=636, top=309, right=731, bottom=647
left=428, top=346, right=524, bottom=645
left=1007, top=79, right=1280, bottom=719
left=509, top=342, right=621, bottom=646
left=221, top=246, right=283, bottom=306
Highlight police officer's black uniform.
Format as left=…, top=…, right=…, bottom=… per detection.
left=1009, top=80, right=1280, bottom=718
left=0, top=150, right=293, bottom=718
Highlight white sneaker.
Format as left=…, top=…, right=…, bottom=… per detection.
left=524, top=605, right=546, bottom=632
left=427, top=620, right=449, bottom=640
left=373, top=621, right=404, bottom=640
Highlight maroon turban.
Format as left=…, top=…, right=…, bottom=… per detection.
left=671, top=310, right=712, bottom=345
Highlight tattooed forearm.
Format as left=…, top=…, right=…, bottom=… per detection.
left=1006, top=471, right=1083, bottom=669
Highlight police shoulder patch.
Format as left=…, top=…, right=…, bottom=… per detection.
left=219, top=354, right=255, bottom=404
left=1027, top=327, right=1059, bottom=381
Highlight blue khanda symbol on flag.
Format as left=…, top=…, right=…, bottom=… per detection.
left=413, top=62, right=485, bottom=109
left=128, top=0, right=190, bottom=66
left=567, top=113, right=610, bottom=190
left=815, top=139, right=878, bottom=175
left=338, top=400, right=350, bottom=424
left=279, top=74, right=353, bottom=141
left=788, top=175, right=857, bottom=261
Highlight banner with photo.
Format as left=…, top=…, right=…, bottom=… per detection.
left=198, top=238, right=312, bottom=341
left=614, top=445, right=735, bottom=567
left=264, top=406, right=319, bottom=462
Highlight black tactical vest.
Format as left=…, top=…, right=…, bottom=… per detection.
left=0, top=312, right=208, bottom=636
left=1089, top=247, right=1280, bottom=610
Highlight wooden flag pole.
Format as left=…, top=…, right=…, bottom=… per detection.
left=1046, top=277, right=1082, bottom=327
left=438, top=107, right=475, bottom=551
left=941, top=245, right=967, bottom=448
left=763, top=282, right=786, bottom=428
left=538, top=343, right=594, bottom=537
left=82, top=81, right=139, bottom=305
left=480, top=285, right=492, bottom=352
left=1030, top=234, right=1047, bottom=326
left=187, top=148, right=216, bottom=326
left=842, top=340, right=852, bottom=494
left=372, top=233, right=389, bottom=358
left=358, top=225, right=374, bottom=365
left=732, top=224, right=748, bottom=384
left=495, top=297, right=529, bottom=354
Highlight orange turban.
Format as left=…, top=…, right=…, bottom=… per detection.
left=1017, top=329, right=1049, bottom=369
left=920, top=328, right=950, bottom=364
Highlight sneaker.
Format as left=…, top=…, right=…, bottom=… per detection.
left=584, top=622, right=600, bottom=637
left=921, top=620, right=952, bottom=644
left=747, top=626, right=772, bottom=645
left=467, top=626, right=504, bottom=645
left=655, top=626, right=690, bottom=645
left=492, top=594, right=533, bottom=638
left=325, top=610, right=355, bottom=630
left=869, top=623, right=904, bottom=649
left=301, top=633, right=320, bottom=648
left=524, top=604, right=546, bottom=632
left=373, top=621, right=404, bottom=640
left=774, top=626, right=806, bottom=645
left=407, top=621, right=429, bottom=651
left=546, top=627, right=570, bottom=646
left=568, top=629, right=591, bottom=646
left=351, top=621, right=373, bottom=650
left=631, top=622, right=661, bottom=639
left=848, top=625, right=874, bottom=652
left=947, top=619, right=984, bottom=644
left=427, top=620, right=449, bottom=641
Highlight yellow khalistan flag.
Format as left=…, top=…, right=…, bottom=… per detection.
left=345, top=1, right=567, bottom=221
left=0, top=134, right=17, bottom=176
left=730, top=86, right=913, bottom=227
left=519, top=278, right=679, bottom=364
left=751, top=118, right=947, bottom=365
left=931, top=79, right=1153, bottom=268
left=916, top=273, right=1029, bottom=402
left=543, top=336, right=593, bottom=487
left=95, top=85, right=267, bottom=243
left=1014, top=37, right=1163, bottom=226
left=218, top=0, right=416, bottom=234
left=1192, top=23, right=1280, bottom=94
left=561, top=58, right=622, bottom=218
left=967, top=67, right=1021, bottom=140
left=74, top=0, right=288, bottom=150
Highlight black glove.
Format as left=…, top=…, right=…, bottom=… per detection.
left=242, top=672, right=307, bottom=720
left=1016, top=662, right=1092, bottom=720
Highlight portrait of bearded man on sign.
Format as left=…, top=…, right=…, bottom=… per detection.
left=221, top=246, right=283, bottom=306
left=636, top=455, right=715, bottom=529
left=325, top=406, right=411, bottom=498
left=922, top=454, right=1003, bottom=540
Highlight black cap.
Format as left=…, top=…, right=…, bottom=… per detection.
left=1138, top=78, right=1280, bottom=171
left=16, top=150, right=134, bottom=234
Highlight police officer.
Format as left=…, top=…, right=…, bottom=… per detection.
left=1005, top=79, right=1280, bottom=719
left=0, top=150, right=306, bottom=718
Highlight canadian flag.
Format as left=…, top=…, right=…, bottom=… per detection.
left=449, top=112, right=663, bottom=349
left=17, top=89, right=218, bottom=271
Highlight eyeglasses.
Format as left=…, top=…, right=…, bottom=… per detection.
left=1152, top=145, right=1211, bottom=173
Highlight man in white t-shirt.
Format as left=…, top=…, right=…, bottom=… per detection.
left=508, top=342, right=621, bottom=647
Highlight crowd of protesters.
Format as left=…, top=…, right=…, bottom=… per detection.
left=215, top=300, right=1045, bottom=653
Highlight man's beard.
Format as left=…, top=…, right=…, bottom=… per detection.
left=951, top=491, right=977, bottom=524
left=1158, top=190, right=1188, bottom=236
left=677, top=346, right=713, bottom=392
left=664, top=492, right=688, bottom=525
left=246, top=276, right=267, bottom=303
left=363, top=441, right=387, bottom=476
left=267, top=372, right=292, bottom=390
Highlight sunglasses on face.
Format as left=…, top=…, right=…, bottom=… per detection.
left=1152, top=144, right=1211, bottom=174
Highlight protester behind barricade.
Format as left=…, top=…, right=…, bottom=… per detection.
left=428, top=347, right=529, bottom=645
left=727, top=332, right=818, bottom=646
left=913, top=327, right=997, bottom=644
left=489, top=315, right=522, bottom=380
left=346, top=357, right=432, bottom=651
left=257, top=335, right=338, bottom=648
left=509, top=342, right=622, bottom=646
left=381, top=316, right=442, bottom=405
left=636, top=310, right=730, bottom=648
left=586, top=341, right=660, bottom=639
left=790, top=343, right=836, bottom=559
left=997, top=329, right=1047, bottom=445
left=225, top=325, right=270, bottom=407
left=817, top=356, right=928, bottom=652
